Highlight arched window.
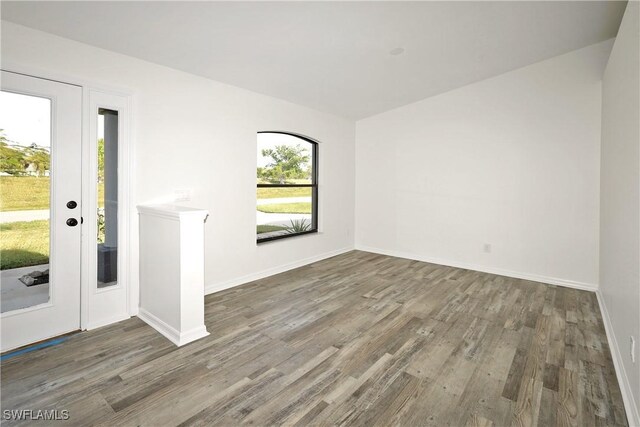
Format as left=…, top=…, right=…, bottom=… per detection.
left=257, top=132, right=318, bottom=242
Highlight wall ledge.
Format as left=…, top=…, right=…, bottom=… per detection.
left=137, top=204, right=208, bottom=222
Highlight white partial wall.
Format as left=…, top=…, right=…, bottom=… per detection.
left=1, top=22, right=356, bottom=303
left=599, top=2, right=640, bottom=425
left=356, top=40, right=612, bottom=290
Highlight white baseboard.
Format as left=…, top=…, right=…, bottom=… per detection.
left=355, top=245, right=598, bottom=292
left=205, top=246, right=355, bottom=295
left=85, top=313, right=131, bottom=331
left=137, top=308, right=209, bottom=347
left=596, top=291, right=640, bottom=427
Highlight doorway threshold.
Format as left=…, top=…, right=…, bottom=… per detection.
left=0, top=331, right=79, bottom=361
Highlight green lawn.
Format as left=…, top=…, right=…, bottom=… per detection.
left=257, top=187, right=310, bottom=199
left=0, top=177, right=50, bottom=211
left=0, top=220, right=49, bottom=270
left=0, top=176, right=104, bottom=211
left=257, top=178, right=311, bottom=185
left=257, top=202, right=311, bottom=214
left=256, top=224, right=287, bottom=234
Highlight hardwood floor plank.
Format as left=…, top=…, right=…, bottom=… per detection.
left=502, top=348, right=528, bottom=401
left=538, top=387, right=558, bottom=427
left=557, top=366, right=580, bottom=427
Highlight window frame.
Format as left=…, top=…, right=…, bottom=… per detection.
left=257, top=131, right=318, bottom=243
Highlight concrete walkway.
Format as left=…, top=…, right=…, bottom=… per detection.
left=257, top=211, right=310, bottom=227
left=1, top=264, right=50, bottom=313
left=0, top=209, right=49, bottom=223
left=257, top=197, right=311, bottom=206
left=256, top=197, right=312, bottom=227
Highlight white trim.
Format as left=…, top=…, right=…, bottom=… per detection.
left=1, top=301, right=54, bottom=318
left=137, top=308, right=210, bottom=347
left=81, top=85, right=90, bottom=329
left=596, top=290, right=640, bottom=427
left=355, top=245, right=598, bottom=292
left=121, top=93, right=136, bottom=317
left=205, top=246, right=354, bottom=295
left=1, top=60, right=134, bottom=98
left=85, top=313, right=131, bottom=331
left=125, top=94, right=138, bottom=317
left=82, top=89, right=133, bottom=329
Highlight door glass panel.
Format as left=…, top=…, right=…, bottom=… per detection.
left=0, top=91, right=51, bottom=313
left=97, top=109, right=118, bottom=288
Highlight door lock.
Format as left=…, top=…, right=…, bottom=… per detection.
left=66, top=218, right=78, bottom=227
left=67, top=200, right=77, bottom=209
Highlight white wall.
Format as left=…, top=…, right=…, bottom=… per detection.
left=355, top=41, right=612, bottom=289
left=1, top=22, right=356, bottom=303
left=600, top=2, right=640, bottom=424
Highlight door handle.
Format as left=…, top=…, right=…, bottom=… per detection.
left=66, top=218, right=78, bottom=227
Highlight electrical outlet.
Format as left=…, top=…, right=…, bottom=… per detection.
left=174, top=189, right=191, bottom=202
left=631, top=336, right=636, bottom=363
left=483, top=243, right=492, bottom=253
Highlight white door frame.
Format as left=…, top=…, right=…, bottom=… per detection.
left=1, top=63, right=137, bottom=334
left=82, top=89, right=134, bottom=329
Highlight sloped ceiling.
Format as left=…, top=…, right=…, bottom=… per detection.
left=1, top=1, right=627, bottom=119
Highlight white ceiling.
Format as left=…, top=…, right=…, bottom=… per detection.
left=1, top=1, right=627, bottom=119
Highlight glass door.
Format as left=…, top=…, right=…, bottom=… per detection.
left=0, top=71, right=82, bottom=352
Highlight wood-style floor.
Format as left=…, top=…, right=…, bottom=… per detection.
left=1, top=251, right=627, bottom=426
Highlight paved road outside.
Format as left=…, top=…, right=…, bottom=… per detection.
left=257, top=211, right=310, bottom=227
left=257, top=197, right=312, bottom=227
left=0, top=209, right=49, bottom=223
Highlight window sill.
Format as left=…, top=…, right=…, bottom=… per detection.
left=256, top=229, right=318, bottom=245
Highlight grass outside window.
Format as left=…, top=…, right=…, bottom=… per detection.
left=0, top=220, right=49, bottom=269
left=256, top=225, right=287, bottom=234
left=257, top=187, right=310, bottom=199
left=1, top=177, right=104, bottom=211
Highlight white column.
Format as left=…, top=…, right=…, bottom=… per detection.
left=137, top=204, right=210, bottom=346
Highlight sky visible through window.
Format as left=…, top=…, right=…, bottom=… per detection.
left=0, top=91, right=105, bottom=148
left=0, top=91, right=50, bottom=148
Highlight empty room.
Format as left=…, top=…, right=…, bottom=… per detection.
left=0, top=1, right=638, bottom=426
